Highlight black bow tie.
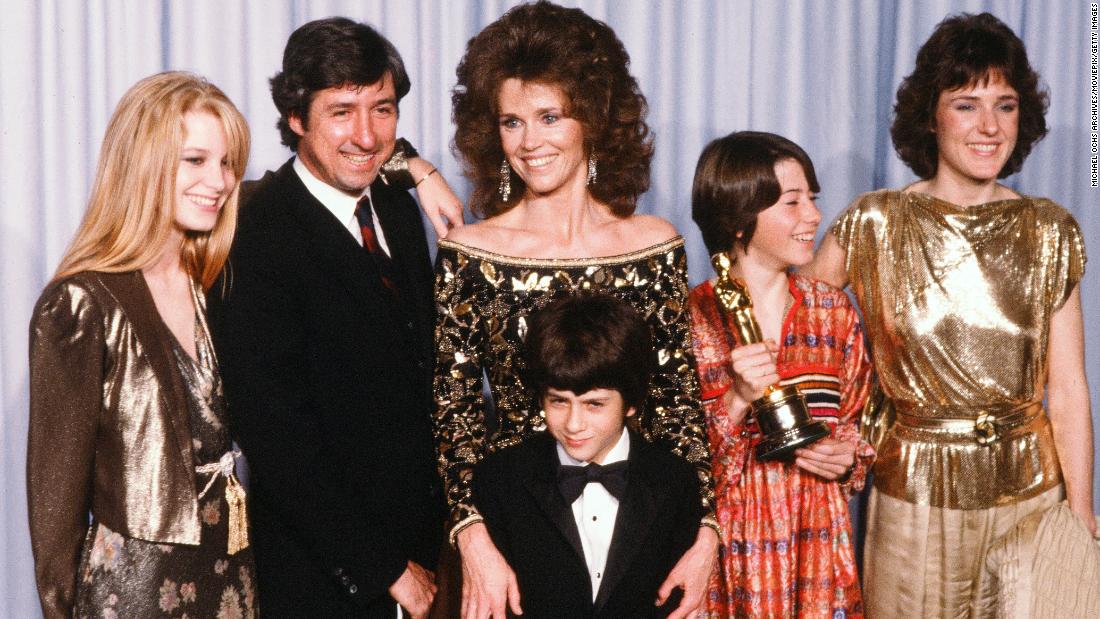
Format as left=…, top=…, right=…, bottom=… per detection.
left=557, top=460, right=629, bottom=504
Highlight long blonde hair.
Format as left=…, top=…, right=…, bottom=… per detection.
left=54, top=71, right=250, bottom=289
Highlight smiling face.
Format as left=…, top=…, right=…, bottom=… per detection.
left=497, top=79, right=588, bottom=201
left=932, top=72, right=1020, bottom=186
left=174, top=110, right=235, bottom=233
left=740, top=158, right=821, bottom=271
left=543, top=387, right=635, bottom=464
left=290, top=74, right=398, bottom=197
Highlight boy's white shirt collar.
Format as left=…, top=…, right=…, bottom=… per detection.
left=556, top=426, right=629, bottom=601
left=556, top=426, right=630, bottom=467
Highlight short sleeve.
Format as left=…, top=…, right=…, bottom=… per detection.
left=829, top=198, right=863, bottom=253
left=829, top=191, right=891, bottom=278
left=1054, top=209, right=1087, bottom=308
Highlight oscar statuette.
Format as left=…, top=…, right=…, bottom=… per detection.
left=711, top=252, right=829, bottom=461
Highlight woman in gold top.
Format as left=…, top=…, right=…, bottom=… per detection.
left=807, top=13, right=1094, bottom=617
left=435, top=3, right=717, bottom=618
left=27, top=72, right=256, bottom=618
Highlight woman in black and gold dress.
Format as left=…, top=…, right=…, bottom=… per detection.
left=28, top=72, right=255, bottom=618
left=433, top=3, right=717, bottom=618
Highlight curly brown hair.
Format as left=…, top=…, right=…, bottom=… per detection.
left=452, top=1, right=653, bottom=218
left=891, top=12, right=1048, bottom=180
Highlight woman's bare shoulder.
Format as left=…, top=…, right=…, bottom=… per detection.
left=616, top=214, right=681, bottom=248
left=441, top=218, right=527, bottom=254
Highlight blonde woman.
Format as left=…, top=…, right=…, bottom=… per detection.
left=28, top=71, right=255, bottom=618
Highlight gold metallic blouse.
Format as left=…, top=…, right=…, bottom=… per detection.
left=28, top=271, right=207, bottom=617
left=833, top=190, right=1086, bottom=509
left=433, top=238, right=713, bottom=537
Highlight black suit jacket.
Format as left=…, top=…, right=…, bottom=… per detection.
left=473, top=431, right=704, bottom=619
left=207, top=159, right=442, bottom=617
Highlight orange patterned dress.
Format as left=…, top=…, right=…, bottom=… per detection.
left=688, top=274, right=873, bottom=618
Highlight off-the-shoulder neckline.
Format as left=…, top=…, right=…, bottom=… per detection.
left=437, top=236, right=685, bottom=267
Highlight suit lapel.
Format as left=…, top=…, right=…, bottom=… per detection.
left=593, top=437, right=657, bottom=612
left=96, top=271, right=195, bottom=474
left=276, top=163, right=396, bottom=313
left=371, top=182, right=437, bottom=378
left=370, top=184, right=413, bottom=293
left=524, top=435, right=588, bottom=568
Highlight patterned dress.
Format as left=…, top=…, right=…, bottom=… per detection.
left=73, top=310, right=257, bottom=619
left=433, top=237, right=713, bottom=537
left=688, top=274, right=873, bottom=618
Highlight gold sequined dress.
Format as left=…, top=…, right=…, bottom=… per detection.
left=433, top=237, right=713, bottom=537
left=832, top=190, right=1086, bottom=617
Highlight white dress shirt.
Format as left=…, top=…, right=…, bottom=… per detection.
left=556, top=427, right=630, bottom=601
left=292, top=157, right=391, bottom=256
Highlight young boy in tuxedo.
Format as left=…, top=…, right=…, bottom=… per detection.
left=472, top=294, right=705, bottom=618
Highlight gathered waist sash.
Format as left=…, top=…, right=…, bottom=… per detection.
left=874, top=400, right=1062, bottom=510
left=894, top=401, right=1042, bottom=445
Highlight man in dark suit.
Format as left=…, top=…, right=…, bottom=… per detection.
left=472, top=295, right=705, bottom=618
left=207, top=18, right=450, bottom=618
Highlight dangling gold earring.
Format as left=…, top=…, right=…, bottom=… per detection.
left=499, top=158, right=512, bottom=202
left=586, top=155, right=597, bottom=186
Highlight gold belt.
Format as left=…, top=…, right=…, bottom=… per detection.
left=894, top=402, right=1042, bottom=446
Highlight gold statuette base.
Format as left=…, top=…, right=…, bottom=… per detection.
left=752, top=385, right=830, bottom=462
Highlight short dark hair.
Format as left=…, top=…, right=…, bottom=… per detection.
left=270, top=17, right=410, bottom=151
left=892, top=12, right=1048, bottom=179
left=691, top=131, right=820, bottom=256
left=524, top=294, right=653, bottom=413
left=452, top=1, right=653, bottom=218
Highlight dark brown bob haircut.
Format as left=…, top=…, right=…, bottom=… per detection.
left=691, top=131, right=820, bottom=257
left=452, top=1, right=654, bottom=218
left=892, top=12, right=1048, bottom=179
left=524, top=294, right=653, bottom=414
left=270, top=17, right=410, bottom=151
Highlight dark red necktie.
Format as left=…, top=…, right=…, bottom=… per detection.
left=354, top=196, right=398, bottom=294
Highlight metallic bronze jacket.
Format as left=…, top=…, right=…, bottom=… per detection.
left=28, top=270, right=202, bottom=618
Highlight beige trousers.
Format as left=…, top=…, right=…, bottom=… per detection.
left=862, top=485, right=1061, bottom=618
